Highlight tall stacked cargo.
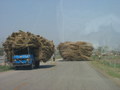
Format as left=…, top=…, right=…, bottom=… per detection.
left=58, top=41, right=93, bottom=61
left=3, top=30, right=54, bottom=63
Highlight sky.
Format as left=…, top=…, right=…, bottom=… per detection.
left=0, top=0, right=120, bottom=46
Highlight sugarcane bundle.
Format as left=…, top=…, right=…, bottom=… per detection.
left=58, top=41, right=93, bottom=61
left=3, top=30, right=54, bottom=62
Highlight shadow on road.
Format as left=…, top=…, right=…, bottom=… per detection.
left=14, top=64, right=56, bottom=70
left=58, top=59, right=91, bottom=62
left=39, top=65, right=56, bottom=69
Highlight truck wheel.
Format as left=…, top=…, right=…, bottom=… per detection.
left=15, top=66, right=19, bottom=70
left=35, top=61, right=40, bottom=68
left=29, top=64, right=34, bottom=70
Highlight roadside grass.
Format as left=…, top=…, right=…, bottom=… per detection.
left=91, top=56, right=120, bottom=78
left=0, top=65, right=12, bottom=72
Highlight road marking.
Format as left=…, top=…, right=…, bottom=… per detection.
left=13, top=82, right=28, bottom=90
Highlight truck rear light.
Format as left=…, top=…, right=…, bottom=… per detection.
left=20, top=56, right=22, bottom=58
left=27, top=58, right=30, bottom=61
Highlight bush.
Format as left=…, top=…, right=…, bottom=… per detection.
left=0, top=65, right=12, bottom=72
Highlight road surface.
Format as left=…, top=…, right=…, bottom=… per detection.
left=0, top=60, right=120, bottom=90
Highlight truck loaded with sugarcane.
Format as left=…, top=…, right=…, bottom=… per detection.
left=3, top=30, right=54, bottom=69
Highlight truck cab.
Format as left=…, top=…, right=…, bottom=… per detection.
left=12, top=47, right=40, bottom=69
left=13, top=54, right=35, bottom=69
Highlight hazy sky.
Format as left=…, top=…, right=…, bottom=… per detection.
left=0, top=0, right=120, bottom=45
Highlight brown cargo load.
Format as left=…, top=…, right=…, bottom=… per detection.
left=58, top=41, right=94, bottom=61
left=3, top=30, right=55, bottom=62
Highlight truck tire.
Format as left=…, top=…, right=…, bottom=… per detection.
left=15, top=66, right=19, bottom=70
left=29, top=63, right=34, bottom=70
left=35, top=61, right=40, bottom=68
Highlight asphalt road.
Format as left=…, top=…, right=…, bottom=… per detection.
left=0, top=60, right=120, bottom=90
